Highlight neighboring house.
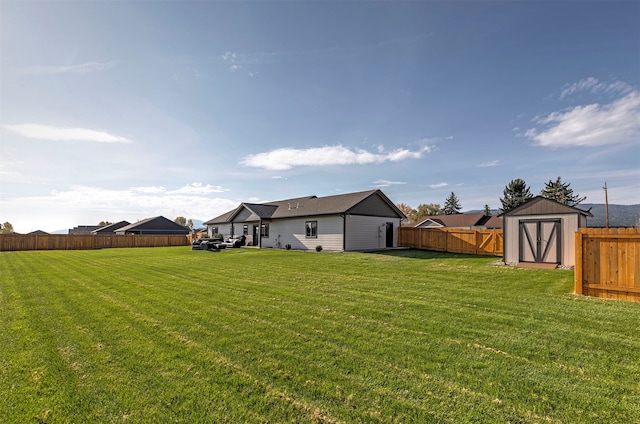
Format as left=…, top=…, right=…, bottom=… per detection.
left=204, top=189, right=406, bottom=251
left=68, top=225, right=102, bottom=234
left=115, top=216, right=190, bottom=235
left=27, top=230, right=49, bottom=235
left=92, top=221, right=131, bottom=234
left=501, top=196, right=592, bottom=267
left=413, top=213, right=502, bottom=230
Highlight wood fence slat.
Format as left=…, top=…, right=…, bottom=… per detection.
left=574, top=227, right=640, bottom=302
left=398, top=228, right=503, bottom=256
left=0, top=234, right=190, bottom=251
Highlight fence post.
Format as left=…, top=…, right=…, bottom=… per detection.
left=574, top=230, right=583, bottom=295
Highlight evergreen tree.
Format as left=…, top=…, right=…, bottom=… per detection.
left=540, top=176, right=586, bottom=206
left=443, top=192, right=462, bottom=215
left=500, top=178, right=533, bottom=212
left=483, top=204, right=492, bottom=216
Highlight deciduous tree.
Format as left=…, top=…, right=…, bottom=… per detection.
left=396, top=203, right=415, bottom=220
left=1, top=222, right=14, bottom=234
left=174, top=216, right=187, bottom=226
left=410, top=203, right=442, bottom=222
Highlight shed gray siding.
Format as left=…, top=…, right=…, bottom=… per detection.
left=504, top=213, right=581, bottom=266
left=502, top=197, right=591, bottom=267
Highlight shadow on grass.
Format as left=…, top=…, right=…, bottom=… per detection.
left=368, top=249, right=490, bottom=260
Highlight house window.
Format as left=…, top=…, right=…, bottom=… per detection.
left=305, top=221, right=317, bottom=238
left=261, top=223, right=269, bottom=238
left=243, top=225, right=248, bottom=235
left=211, top=226, right=218, bottom=235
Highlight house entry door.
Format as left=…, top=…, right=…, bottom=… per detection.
left=519, top=219, right=561, bottom=264
left=252, top=225, right=259, bottom=246
left=385, top=223, right=394, bottom=248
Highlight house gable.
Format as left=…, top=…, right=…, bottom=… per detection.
left=348, top=192, right=405, bottom=218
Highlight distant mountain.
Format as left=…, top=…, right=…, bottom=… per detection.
left=466, top=203, right=639, bottom=228
left=580, top=204, right=640, bottom=228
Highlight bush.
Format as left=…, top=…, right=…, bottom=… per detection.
left=285, top=244, right=291, bottom=250
left=315, top=245, right=323, bottom=252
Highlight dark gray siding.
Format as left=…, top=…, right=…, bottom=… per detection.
left=348, top=194, right=400, bottom=217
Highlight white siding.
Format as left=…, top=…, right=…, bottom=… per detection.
left=504, top=214, right=580, bottom=266
left=261, top=216, right=344, bottom=251
left=207, top=223, right=233, bottom=239
left=345, top=215, right=401, bottom=251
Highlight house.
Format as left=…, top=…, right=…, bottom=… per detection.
left=115, top=216, right=190, bottom=235
left=413, top=213, right=502, bottom=230
left=501, top=196, right=592, bottom=267
left=92, top=221, right=131, bottom=234
left=204, top=189, right=405, bottom=251
left=68, top=225, right=102, bottom=234
left=27, top=230, right=49, bottom=235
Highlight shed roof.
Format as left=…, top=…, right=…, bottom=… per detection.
left=500, top=196, right=593, bottom=217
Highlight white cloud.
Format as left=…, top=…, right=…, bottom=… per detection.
left=168, top=182, right=227, bottom=194
left=429, top=182, right=448, bottom=189
left=2, top=124, right=131, bottom=143
left=560, top=77, right=633, bottom=99
left=372, top=179, right=406, bottom=188
left=221, top=51, right=254, bottom=77
left=22, top=61, right=118, bottom=75
left=3, top=184, right=239, bottom=233
left=240, top=144, right=432, bottom=171
left=131, top=186, right=166, bottom=194
left=478, top=160, right=499, bottom=168
left=525, top=90, right=640, bottom=148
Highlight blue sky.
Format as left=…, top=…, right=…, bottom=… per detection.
left=1, top=1, right=638, bottom=233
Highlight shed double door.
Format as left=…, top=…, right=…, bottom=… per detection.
left=519, top=219, right=561, bottom=264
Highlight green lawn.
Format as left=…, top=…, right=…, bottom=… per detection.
left=1, top=247, right=638, bottom=423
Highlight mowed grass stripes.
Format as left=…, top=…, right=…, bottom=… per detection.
left=1, top=247, right=638, bottom=423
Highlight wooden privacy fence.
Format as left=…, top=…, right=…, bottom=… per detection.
left=398, top=227, right=503, bottom=256
left=575, top=228, right=640, bottom=302
left=0, top=234, right=190, bottom=252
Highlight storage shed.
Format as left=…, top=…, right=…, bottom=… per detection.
left=501, top=196, right=592, bottom=267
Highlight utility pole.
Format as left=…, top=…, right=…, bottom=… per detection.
left=603, top=181, right=609, bottom=228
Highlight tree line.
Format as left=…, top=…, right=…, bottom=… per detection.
left=398, top=176, right=585, bottom=223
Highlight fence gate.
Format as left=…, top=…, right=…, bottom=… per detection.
left=519, top=219, right=561, bottom=264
